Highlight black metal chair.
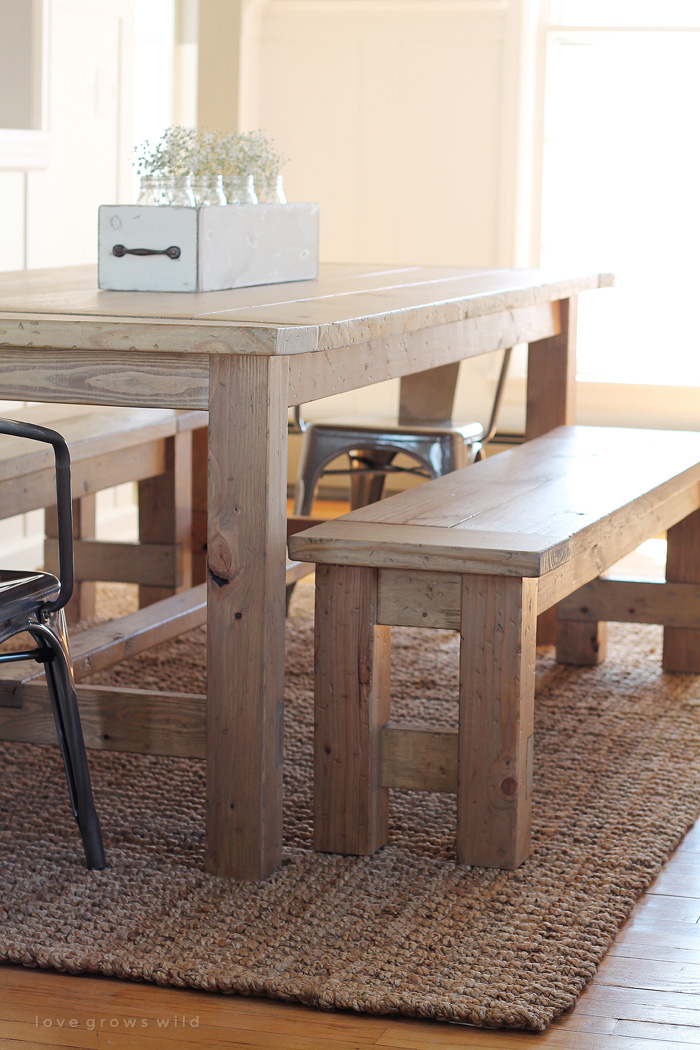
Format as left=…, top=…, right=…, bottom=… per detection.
left=293, top=348, right=512, bottom=514
left=0, top=418, right=105, bottom=869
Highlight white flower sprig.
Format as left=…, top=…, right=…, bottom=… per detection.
left=133, top=127, right=288, bottom=182
left=134, top=126, right=197, bottom=177
left=231, top=130, right=288, bottom=181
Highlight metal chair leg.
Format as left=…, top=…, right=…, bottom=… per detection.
left=294, top=429, right=330, bottom=515
left=348, top=449, right=397, bottom=509
left=31, top=613, right=105, bottom=870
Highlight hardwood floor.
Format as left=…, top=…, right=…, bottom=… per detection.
left=3, top=519, right=698, bottom=1048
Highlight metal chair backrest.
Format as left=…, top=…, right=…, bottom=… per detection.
left=0, top=418, right=74, bottom=612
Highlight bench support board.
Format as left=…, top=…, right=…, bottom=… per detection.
left=0, top=682, right=206, bottom=758
left=381, top=722, right=458, bottom=792
left=459, top=574, right=536, bottom=869
left=314, top=563, right=390, bottom=856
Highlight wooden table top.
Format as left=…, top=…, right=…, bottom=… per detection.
left=0, top=263, right=613, bottom=356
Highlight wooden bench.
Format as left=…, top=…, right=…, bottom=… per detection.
left=288, top=425, right=700, bottom=870
left=0, top=404, right=207, bottom=619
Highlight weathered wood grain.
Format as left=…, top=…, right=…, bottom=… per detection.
left=381, top=722, right=457, bottom=792
left=205, top=353, right=288, bottom=880
left=138, top=431, right=193, bottom=606
left=314, top=564, right=390, bottom=855
left=0, top=350, right=210, bottom=408
left=664, top=507, right=700, bottom=672
left=0, top=682, right=206, bottom=758
left=458, top=574, right=537, bottom=869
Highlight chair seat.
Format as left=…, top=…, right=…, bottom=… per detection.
left=294, top=416, right=484, bottom=515
left=306, top=416, right=485, bottom=440
left=293, top=348, right=512, bottom=516
left=0, top=570, right=59, bottom=635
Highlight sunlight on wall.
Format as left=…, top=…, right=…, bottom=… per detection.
left=541, top=27, right=700, bottom=385
left=132, top=0, right=175, bottom=199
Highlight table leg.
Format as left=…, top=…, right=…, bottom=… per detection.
left=398, top=361, right=460, bottom=424
left=526, top=295, right=578, bottom=644
left=191, top=424, right=208, bottom=587
left=525, top=295, right=578, bottom=439
left=663, top=508, right=700, bottom=672
left=205, top=354, right=289, bottom=880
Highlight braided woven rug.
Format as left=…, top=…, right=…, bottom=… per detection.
left=1, top=581, right=700, bottom=1031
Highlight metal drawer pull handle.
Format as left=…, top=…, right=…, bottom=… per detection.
left=112, top=244, right=181, bottom=259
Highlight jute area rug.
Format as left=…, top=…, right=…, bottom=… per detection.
left=1, top=582, right=700, bottom=1031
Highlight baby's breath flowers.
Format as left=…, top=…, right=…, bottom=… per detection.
left=233, top=130, right=287, bottom=182
left=134, top=126, right=197, bottom=177
left=133, top=127, right=287, bottom=184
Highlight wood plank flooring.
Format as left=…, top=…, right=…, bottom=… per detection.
left=2, top=525, right=698, bottom=1048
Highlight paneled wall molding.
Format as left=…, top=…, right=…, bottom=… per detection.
left=0, top=0, right=135, bottom=559
left=24, top=0, right=134, bottom=270
left=265, top=1, right=508, bottom=15
left=198, top=0, right=267, bottom=131
left=0, top=0, right=51, bottom=171
left=257, top=0, right=507, bottom=35
left=0, top=131, right=52, bottom=172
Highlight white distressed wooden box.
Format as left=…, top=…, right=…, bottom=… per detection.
left=98, top=202, right=320, bottom=292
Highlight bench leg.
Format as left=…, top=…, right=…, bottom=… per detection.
left=314, top=563, right=391, bottom=855
left=458, top=574, right=536, bottom=868
left=664, top=509, right=700, bottom=672
left=45, top=496, right=97, bottom=623
left=555, top=617, right=608, bottom=666
left=138, top=431, right=193, bottom=608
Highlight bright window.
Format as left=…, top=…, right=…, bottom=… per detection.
left=540, top=16, right=700, bottom=384
left=552, top=1, right=700, bottom=28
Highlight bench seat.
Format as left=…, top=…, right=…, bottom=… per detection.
left=0, top=404, right=207, bottom=618
left=288, top=425, right=700, bottom=870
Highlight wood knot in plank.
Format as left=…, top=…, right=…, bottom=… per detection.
left=500, top=776, right=518, bottom=798
left=208, top=567, right=230, bottom=588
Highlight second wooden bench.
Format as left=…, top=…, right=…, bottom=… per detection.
left=289, top=425, right=700, bottom=870
left=0, top=404, right=207, bottom=618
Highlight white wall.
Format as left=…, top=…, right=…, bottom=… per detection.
left=232, top=0, right=525, bottom=439
left=0, top=0, right=134, bottom=271
left=244, top=1, right=508, bottom=268
left=0, top=0, right=135, bottom=561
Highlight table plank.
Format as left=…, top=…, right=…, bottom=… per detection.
left=0, top=264, right=612, bottom=356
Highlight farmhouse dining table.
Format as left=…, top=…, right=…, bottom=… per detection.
left=0, top=262, right=612, bottom=880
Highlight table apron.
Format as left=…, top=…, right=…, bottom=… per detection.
left=288, top=301, right=560, bottom=406
left=0, top=349, right=210, bottom=409
left=0, top=300, right=559, bottom=412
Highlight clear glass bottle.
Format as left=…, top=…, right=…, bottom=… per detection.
left=222, top=174, right=257, bottom=204
left=136, top=175, right=170, bottom=206
left=255, top=174, right=287, bottom=204
left=190, top=174, right=226, bottom=206
left=168, top=175, right=195, bottom=207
